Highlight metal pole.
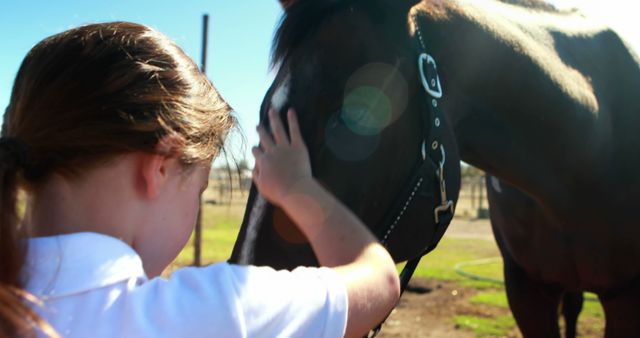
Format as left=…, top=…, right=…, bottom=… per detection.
left=201, top=14, right=209, bottom=73
left=471, top=177, right=476, bottom=210
left=193, top=13, right=209, bottom=267
left=480, top=175, right=485, bottom=210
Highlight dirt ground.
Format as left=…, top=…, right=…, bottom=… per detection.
left=375, top=219, right=604, bottom=338
left=376, top=218, right=517, bottom=338
left=377, top=278, right=508, bottom=338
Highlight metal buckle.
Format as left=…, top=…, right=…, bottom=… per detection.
left=435, top=201, right=454, bottom=224
left=418, top=53, right=443, bottom=99
left=434, top=145, right=454, bottom=223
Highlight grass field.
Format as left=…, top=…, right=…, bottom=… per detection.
left=167, top=198, right=248, bottom=270
left=166, top=191, right=605, bottom=337
left=403, top=236, right=604, bottom=337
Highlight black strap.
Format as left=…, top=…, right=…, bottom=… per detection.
left=369, top=210, right=453, bottom=338
left=368, top=14, right=455, bottom=338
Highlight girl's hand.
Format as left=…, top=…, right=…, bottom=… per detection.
left=252, top=108, right=312, bottom=206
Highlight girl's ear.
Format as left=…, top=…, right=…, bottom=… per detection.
left=138, top=153, right=168, bottom=199
left=137, top=135, right=185, bottom=199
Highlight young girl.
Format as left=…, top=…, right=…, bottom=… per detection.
left=0, top=22, right=399, bottom=338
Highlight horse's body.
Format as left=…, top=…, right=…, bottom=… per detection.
left=231, top=0, right=640, bottom=336
left=430, top=2, right=640, bottom=335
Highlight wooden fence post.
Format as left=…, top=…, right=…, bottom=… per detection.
left=193, top=13, right=209, bottom=267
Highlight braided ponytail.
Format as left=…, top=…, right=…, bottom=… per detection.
left=0, top=139, right=58, bottom=337
left=0, top=138, right=25, bottom=286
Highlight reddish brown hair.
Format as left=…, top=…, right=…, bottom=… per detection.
left=0, top=22, right=235, bottom=336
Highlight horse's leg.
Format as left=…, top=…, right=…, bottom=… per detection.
left=561, top=291, right=583, bottom=338
left=599, top=280, right=640, bottom=337
left=487, top=176, right=563, bottom=338
left=502, top=252, right=563, bottom=338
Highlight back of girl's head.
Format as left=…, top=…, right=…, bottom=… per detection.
left=0, top=21, right=235, bottom=337
left=5, top=21, right=234, bottom=179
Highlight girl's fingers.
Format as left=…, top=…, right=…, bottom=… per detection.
left=269, top=108, right=288, bottom=145
left=256, top=125, right=274, bottom=150
left=287, top=108, right=303, bottom=147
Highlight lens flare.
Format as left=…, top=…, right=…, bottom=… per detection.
left=343, top=62, right=409, bottom=133
left=324, top=62, right=408, bottom=162
left=342, top=86, right=392, bottom=136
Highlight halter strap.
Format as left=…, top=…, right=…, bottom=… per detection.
left=369, top=14, right=455, bottom=338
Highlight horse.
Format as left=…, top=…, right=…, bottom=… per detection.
left=230, top=0, right=640, bottom=337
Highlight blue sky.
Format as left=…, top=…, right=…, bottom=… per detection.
left=0, top=1, right=283, bottom=167
left=1, top=1, right=637, bottom=168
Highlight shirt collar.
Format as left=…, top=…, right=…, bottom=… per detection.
left=24, top=232, right=148, bottom=298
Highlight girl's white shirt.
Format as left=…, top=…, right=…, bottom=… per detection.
left=24, top=232, right=348, bottom=338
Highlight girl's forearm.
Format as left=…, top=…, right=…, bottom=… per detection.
left=279, top=178, right=400, bottom=338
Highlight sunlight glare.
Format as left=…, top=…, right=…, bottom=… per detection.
left=548, top=0, right=640, bottom=50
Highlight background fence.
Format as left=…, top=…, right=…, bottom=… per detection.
left=204, top=163, right=490, bottom=219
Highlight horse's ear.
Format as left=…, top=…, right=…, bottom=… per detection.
left=280, top=0, right=420, bottom=12
left=280, top=0, right=296, bottom=10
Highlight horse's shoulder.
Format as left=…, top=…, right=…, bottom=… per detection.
left=416, top=0, right=601, bottom=43
left=451, top=1, right=637, bottom=106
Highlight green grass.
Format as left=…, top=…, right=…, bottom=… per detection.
left=170, top=202, right=506, bottom=287
left=461, top=290, right=605, bottom=337
left=170, top=193, right=505, bottom=280
left=410, top=237, right=503, bottom=289
left=580, top=298, right=606, bottom=333
left=455, top=315, right=516, bottom=338
left=168, top=202, right=605, bottom=338
left=470, top=290, right=509, bottom=308
left=582, top=296, right=605, bottom=318
left=166, top=200, right=247, bottom=272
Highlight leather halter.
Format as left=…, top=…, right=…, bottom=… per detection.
left=370, top=14, right=455, bottom=337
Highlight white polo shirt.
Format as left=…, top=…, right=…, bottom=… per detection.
left=23, top=232, right=348, bottom=338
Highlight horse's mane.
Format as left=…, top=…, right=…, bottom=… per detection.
left=272, top=0, right=560, bottom=67
left=272, top=0, right=355, bottom=67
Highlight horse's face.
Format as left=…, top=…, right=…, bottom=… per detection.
left=237, top=0, right=461, bottom=267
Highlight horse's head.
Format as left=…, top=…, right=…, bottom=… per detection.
left=230, top=0, right=461, bottom=269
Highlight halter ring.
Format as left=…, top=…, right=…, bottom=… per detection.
left=418, top=53, right=443, bottom=99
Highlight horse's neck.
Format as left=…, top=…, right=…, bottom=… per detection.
left=416, top=0, right=640, bottom=209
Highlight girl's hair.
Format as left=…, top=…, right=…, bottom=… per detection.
left=0, top=22, right=235, bottom=336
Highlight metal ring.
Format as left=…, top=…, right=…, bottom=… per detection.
left=431, top=141, right=439, bottom=150
left=418, top=53, right=443, bottom=99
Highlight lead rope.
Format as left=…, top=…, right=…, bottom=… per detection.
left=368, top=14, right=454, bottom=338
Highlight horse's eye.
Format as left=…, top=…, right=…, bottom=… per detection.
left=339, top=86, right=392, bottom=136
left=327, top=105, right=367, bottom=129
left=324, top=105, right=381, bottom=162
left=327, top=109, right=346, bottom=129
left=342, top=104, right=369, bottom=124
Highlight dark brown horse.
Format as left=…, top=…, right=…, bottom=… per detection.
left=230, top=0, right=640, bottom=337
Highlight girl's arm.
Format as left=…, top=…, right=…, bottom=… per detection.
left=252, top=108, right=400, bottom=338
